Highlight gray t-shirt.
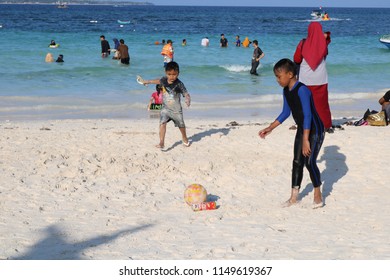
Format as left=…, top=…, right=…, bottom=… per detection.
left=160, top=77, right=188, bottom=113
left=252, top=46, right=263, bottom=61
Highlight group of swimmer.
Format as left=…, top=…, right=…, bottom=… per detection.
left=44, top=32, right=263, bottom=110
left=100, top=35, right=130, bottom=65
left=45, top=39, right=64, bottom=63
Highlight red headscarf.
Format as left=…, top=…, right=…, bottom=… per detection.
left=302, top=22, right=328, bottom=70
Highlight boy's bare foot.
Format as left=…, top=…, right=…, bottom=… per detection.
left=183, top=141, right=191, bottom=147
left=281, top=188, right=299, bottom=207
left=155, top=143, right=164, bottom=149
left=312, top=187, right=324, bottom=209
left=281, top=199, right=298, bottom=207
left=312, top=201, right=324, bottom=209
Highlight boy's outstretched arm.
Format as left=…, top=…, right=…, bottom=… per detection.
left=258, top=120, right=281, bottom=139
left=143, top=79, right=160, bottom=86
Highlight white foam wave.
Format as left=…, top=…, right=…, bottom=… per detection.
left=222, top=65, right=251, bottom=72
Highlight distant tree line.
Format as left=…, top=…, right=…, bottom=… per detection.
left=0, top=0, right=154, bottom=5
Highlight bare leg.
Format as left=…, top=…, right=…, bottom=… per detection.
left=282, top=187, right=299, bottom=207
left=156, top=123, right=167, bottom=148
left=179, top=127, right=190, bottom=146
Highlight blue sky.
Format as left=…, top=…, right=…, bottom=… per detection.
left=148, top=0, right=390, bottom=8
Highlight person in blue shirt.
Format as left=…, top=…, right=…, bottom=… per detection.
left=113, top=38, right=120, bottom=50
left=235, top=35, right=241, bottom=47
left=259, top=58, right=325, bottom=209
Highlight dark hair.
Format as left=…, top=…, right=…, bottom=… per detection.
left=221, top=33, right=224, bottom=36
left=100, top=35, right=105, bottom=39
left=252, top=40, right=258, bottom=45
left=156, top=84, right=162, bottom=92
left=120, top=39, right=124, bottom=44
left=167, top=39, right=173, bottom=44
left=273, top=58, right=297, bottom=76
left=165, top=61, right=179, bottom=72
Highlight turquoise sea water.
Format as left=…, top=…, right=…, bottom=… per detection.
left=0, top=4, right=389, bottom=120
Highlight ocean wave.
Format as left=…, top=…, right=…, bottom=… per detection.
left=221, top=64, right=251, bottom=72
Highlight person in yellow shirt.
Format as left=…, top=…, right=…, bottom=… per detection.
left=242, top=37, right=251, bottom=48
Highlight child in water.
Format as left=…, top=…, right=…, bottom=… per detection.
left=258, top=58, right=325, bottom=208
left=56, top=54, right=64, bottom=63
left=45, top=53, right=54, bottom=62
left=147, top=84, right=163, bottom=110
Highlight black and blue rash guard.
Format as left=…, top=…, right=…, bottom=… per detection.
left=276, top=81, right=318, bottom=130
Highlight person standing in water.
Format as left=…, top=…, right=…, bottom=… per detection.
left=250, top=40, right=265, bottom=75
left=161, top=39, right=174, bottom=68
left=100, top=35, right=110, bottom=58
left=117, top=39, right=130, bottom=65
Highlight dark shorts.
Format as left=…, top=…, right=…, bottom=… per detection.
left=121, top=57, right=130, bottom=65
left=160, top=109, right=185, bottom=128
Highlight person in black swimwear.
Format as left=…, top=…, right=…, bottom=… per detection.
left=259, top=58, right=325, bottom=209
left=220, top=34, right=228, bottom=47
left=56, top=54, right=64, bottom=63
left=250, top=40, right=265, bottom=75
left=100, top=35, right=110, bottom=58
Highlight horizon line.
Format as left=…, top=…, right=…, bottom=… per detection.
left=1, top=3, right=390, bottom=8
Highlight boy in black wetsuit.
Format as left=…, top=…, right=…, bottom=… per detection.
left=259, top=58, right=325, bottom=209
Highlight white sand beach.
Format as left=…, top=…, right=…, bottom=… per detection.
left=0, top=114, right=389, bottom=260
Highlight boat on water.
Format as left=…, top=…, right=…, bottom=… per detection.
left=311, top=9, right=322, bottom=19
left=311, top=8, right=330, bottom=21
left=57, top=1, right=68, bottom=8
left=379, top=35, right=390, bottom=49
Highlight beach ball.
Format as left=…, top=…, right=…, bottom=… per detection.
left=184, top=184, right=207, bottom=205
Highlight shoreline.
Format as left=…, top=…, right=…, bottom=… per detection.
left=0, top=90, right=383, bottom=122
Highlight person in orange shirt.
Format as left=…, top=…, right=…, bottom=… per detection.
left=161, top=39, right=174, bottom=68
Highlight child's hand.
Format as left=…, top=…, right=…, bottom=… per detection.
left=136, top=75, right=148, bottom=86
left=185, top=94, right=191, bottom=107
left=302, top=139, right=311, bottom=157
left=259, top=127, right=272, bottom=139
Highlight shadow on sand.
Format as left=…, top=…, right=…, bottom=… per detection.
left=12, top=223, right=154, bottom=260
left=300, top=145, right=348, bottom=204
left=164, top=127, right=231, bottom=152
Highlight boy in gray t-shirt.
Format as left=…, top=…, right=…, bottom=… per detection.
left=143, top=62, right=191, bottom=149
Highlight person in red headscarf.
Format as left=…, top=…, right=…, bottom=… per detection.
left=294, top=22, right=333, bottom=132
